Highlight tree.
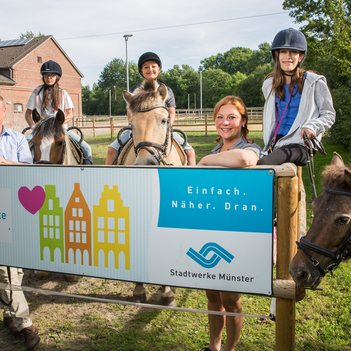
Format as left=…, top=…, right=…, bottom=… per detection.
left=201, top=69, right=233, bottom=107
left=283, top=0, right=351, bottom=147
left=201, top=44, right=273, bottom=76
left=93, top=59, right=141, bottom=115
left=160, top=65, right=200, bottom=109
left=20, top=31, right=45, bottom=39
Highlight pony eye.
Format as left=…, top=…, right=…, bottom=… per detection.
left=335, top=215, right=350, bottom=226
left=161, top=118, right=167, bottom=125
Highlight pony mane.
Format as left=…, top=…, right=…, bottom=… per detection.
left=32, top=116, right=66, bottom=140
left=322, top=163, right=351, bottom=191
left=128, top=80, right=168, bottom=114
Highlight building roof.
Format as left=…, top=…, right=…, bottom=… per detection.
left=0, top=71, right=15, bottom=85
left=0, top=35, right=83, bottom=78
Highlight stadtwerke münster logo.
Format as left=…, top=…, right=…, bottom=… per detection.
left=186, top=242, right=234, bottom=268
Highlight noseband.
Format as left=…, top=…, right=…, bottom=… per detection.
left=133, top=105, right=172, bottom=165
left=296, top=187, right=351, bottom=276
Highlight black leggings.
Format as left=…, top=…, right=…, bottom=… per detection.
left=257, top=144, right=309, bottom=166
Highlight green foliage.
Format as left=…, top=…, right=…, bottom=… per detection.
left=83, top=43, right=274, bottom=115
left=82, top=59, right=142, bottom=115
left=160, top=65, right=200, bottom=109
left=283, top=0, right=351, bottom=148
left=19, top=31, right=45, bottom=38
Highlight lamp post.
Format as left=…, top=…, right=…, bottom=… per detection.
left=123, top=34, right=133, bottom=92
left=199, top=67, right=203, bottom=119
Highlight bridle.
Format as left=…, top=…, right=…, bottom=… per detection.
left=30, top=136, right=67, bottom=165
left=296, top=187, right=351, bottom=277
left=132, top=105, right=172, bottom=165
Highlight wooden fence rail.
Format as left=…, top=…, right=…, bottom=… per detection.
left=74, top=108, right=263, bottom=137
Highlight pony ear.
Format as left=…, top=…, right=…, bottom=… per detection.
left=56, top=109, right=65, bottom=125
left=32, top=109, right=42, bottom=123
left=157, top=83, right=168, bottom=102
left=123, top=91, right=133, bottom=104
left=331, top=152, right=344, bottom=167
left=345, top=169, right=351, bottom=190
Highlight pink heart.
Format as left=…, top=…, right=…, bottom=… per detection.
left=18, top=186, right=46, bottom=215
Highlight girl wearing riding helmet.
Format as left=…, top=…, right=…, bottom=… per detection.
left=257, top=28, right=335, bottom=166
left=25, top=60, right=92, bottom=164
left=105, top=52, right=196, bottom=165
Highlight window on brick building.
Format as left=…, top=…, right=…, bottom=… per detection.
left=14, top=103, right=23, bottom=112
left=37, top=57, right=42, bottom=63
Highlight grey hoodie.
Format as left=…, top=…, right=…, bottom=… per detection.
left=261, top=71, right=335, bottom=154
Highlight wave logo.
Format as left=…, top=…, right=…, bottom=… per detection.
left=186, top=242, right=234, bottom=268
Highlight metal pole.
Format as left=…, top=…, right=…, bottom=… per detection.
left=123, top=34, right=133, bottom=92
left=200, top=68, right=203, bottom=119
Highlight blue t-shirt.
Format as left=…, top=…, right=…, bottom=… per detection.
left=275, top=84, right=302, bottom=136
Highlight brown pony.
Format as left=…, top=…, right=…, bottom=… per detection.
left=118, top=80, right=186, bottom=306
left=290, top=152, right=351, bottom=288
left=30, top=109, right=79, bottom=165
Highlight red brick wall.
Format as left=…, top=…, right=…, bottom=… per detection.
left=0, top=38, right=82, bottom=132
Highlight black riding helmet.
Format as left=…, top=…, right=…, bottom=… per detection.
left=40, top=60, right=62, bottom=77
left=271, top=28, right=307, bottom=66
left=138, top=52, right=162, bottom=76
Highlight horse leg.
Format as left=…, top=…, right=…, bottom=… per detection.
left=133, top=283, right=147, bottom=303
left=160, top=285, right=176, bottom=306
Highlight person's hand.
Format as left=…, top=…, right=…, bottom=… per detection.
left=301, top=127, right=315, bottom=140
left=0, top=156, right=9, bottom=164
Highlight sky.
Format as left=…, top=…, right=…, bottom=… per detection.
left=1, top=0, right=301, bottom=88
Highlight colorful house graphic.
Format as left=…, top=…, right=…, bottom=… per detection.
left=39, top=185, right=64, bottom=262
left=64, top=183, right=92, bottom=266
left=93, top=185, right=130, bottom=270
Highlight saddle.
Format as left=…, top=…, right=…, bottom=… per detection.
left=68, top=136, right=84, bottom=165
left=115, top=137, right=187, bottom=166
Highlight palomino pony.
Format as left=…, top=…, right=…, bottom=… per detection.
left=29, top=109, right=80, bottom=282
left=118, top=80, right=187, bottom=306
left=290, top=152, right=351, bottom=289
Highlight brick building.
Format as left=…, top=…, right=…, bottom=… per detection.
left=0, top=36, right=83, bottom=132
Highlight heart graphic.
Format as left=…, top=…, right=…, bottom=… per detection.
left=18, top=186, right=46, bottom=215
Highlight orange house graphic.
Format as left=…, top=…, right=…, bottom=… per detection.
left=64, top=183, right=92, bottom=266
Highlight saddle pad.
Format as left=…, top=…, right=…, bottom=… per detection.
left=116, top=139, right=134, bottom=165
left=68, top=136, right=84, bottom=165
left=172, top=138, right=187, bottom=166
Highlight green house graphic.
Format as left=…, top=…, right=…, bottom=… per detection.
left=39, top=185, right=64, bottom=262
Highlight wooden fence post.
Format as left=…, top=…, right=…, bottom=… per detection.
left=110, top=117, right=114, bottom=139
left=205, top=114, right=208, bottom=136
left=275, top=175, right=299, bottom=350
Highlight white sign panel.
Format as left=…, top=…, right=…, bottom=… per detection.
left=0, top=165, right=274, bottom=296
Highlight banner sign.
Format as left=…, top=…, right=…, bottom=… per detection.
left=0, top=165, right=274, bottom=296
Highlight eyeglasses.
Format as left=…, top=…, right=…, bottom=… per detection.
left=43, top=73, right=57, bottom=78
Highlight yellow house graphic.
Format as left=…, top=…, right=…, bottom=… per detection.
left=93, top=185, right=130, bottom=270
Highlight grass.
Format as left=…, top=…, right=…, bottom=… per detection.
left=1, top=131, right=351, bottom=350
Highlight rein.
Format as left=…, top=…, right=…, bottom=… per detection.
left=133, top=105, right=172, bottom=165
left=296, top=187, right=351, bottom=276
